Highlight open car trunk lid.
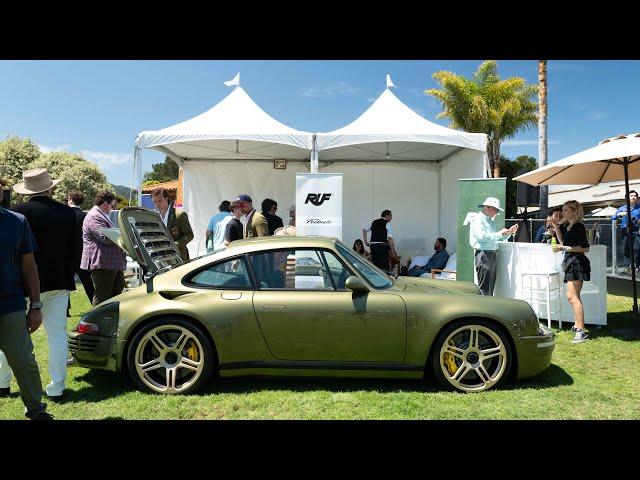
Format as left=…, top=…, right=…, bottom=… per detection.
left=100, top=206, right=184, bottom=275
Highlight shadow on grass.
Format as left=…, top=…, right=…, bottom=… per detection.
left=195, top=363, right=573, bottom=396
left=549, top=314, right=640, bottom=342
left=58, top=362, right=573, bottom=402
left=55, top=369, right=135, bottom=404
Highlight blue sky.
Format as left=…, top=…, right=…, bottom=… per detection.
left=0, top=60, right=639, bottom=187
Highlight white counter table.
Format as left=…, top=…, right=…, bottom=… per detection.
left=493, top=243, right=607, bottom=326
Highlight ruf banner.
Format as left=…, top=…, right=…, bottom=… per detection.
left=296, top=173, right=343, bottom=239
left=456, top=178, right=506, bottom=283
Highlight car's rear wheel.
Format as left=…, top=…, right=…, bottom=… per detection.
left=431, top=319, right=512, bottom=393
left=126, top=318, right=215, bottom=394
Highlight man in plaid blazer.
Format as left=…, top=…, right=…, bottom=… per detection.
left=81, top=190, right=126, bottom=306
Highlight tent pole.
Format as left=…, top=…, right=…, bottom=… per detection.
left=623, top=161, right=640, bottom=337
left=130, top=143, right=140, bottom=206
left=310, top=133, right=318, bottom=173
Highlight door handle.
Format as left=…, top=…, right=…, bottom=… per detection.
left=262, top=305, right=286, bottom=310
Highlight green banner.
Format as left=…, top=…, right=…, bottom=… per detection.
left=456, top=178, right=506, bottom=283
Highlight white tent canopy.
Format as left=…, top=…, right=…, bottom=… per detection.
left=136, top=86, right=313, bottom=162
left=316, top=88, right=487, bottom=161
left=135, top=78, right=488, bottom=260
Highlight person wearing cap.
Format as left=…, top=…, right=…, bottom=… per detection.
left=469, top=197, right=518, bottom=296
left=206, top=200, right=231, bottom=252
left=236, top=194, right=268, bottom=238
left=0, top=179, right=51, bottom=419
left=223, top=201, right=245, bottom=246
left=4, top=168, right=79, bottom=401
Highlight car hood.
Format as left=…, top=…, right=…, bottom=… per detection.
left=394, top=276, right=480, bottom=296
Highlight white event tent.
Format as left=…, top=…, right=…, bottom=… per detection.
left=134, top=75, right=488, bottom=260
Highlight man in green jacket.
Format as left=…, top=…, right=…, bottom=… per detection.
left=151, top=188, right=194, bottom=261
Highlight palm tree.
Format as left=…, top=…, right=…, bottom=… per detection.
left=426, top=61, right=538, bottom=178
left=538, top=60, right=548, bottom=217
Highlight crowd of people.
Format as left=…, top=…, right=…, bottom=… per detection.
left=0, top=166, right=599, bottom=419
left=205, top=195, right=296, bottom=252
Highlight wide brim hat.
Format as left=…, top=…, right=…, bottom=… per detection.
left=478, top=196, right=504, bottom=212
left=274, top=225, right=297, bottom=236
left=13, top=168, right=61, bottom=195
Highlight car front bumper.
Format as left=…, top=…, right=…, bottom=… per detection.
left=515, top=324, right=556, bottom=380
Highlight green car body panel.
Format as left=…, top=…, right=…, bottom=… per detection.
left=69, top=208, right=555, bottom=392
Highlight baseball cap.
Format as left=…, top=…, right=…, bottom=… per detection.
left=236, top=194, right=252, bottom=203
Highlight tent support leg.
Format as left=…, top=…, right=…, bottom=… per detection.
left=623, top=161, right=640, bottom=337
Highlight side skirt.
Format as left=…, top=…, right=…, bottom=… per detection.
left=219, top=361, right=424, bottom=379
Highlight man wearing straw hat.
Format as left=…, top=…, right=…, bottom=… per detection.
left=469, top=197, right=518, bottom=296
left=4, top=168, right=79, bottom=401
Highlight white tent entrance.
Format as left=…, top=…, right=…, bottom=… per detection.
left=134, top=76, right=488, bottom=261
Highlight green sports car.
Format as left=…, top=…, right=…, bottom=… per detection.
left=69, top=207, right=555, bottom=394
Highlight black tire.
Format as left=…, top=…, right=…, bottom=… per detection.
left=430, top=318, right=512, bottom=393
left=126, top=317, right=216, bottom=394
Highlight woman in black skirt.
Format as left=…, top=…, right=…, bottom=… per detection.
left=552, top=200, right=590, bottom=343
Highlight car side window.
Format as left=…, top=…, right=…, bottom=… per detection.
left=250, top=250, right=334, bottom=290
left=188, top=258, right=252, bottom=289
left=321, top=250, right=351, bottom=290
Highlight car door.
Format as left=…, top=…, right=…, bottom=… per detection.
left=250, top=248, right=406, bottom=363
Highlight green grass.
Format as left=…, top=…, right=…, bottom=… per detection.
left=2, top=288, right=640, bottom=419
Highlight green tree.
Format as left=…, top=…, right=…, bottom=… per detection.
left=28, top=151, right=112, bottom=209
left=499, top=154, right=538, bottom=218
left=426, top=61, right=538, bottom=178
left=0, top=136, right=42, bottom=188
left=143, top=156, right=179, bottom=183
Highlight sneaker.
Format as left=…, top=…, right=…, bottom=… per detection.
left=31, top=411, right=54, bottom=421
left=571, top=329, right=589, bottom=344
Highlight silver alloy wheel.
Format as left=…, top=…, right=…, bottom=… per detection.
left=439, top=324, right=507, bottom=392
left=134, top=325, right=205, bottom=394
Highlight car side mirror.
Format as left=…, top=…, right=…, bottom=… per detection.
left=345, top=276, right=369, bottom=294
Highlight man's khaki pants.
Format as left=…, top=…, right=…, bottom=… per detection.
left=91, top=269, right=125, bottom=306
left=0, top=289, right=70, bottom=397
left=0, top=310, right=47, bottom=418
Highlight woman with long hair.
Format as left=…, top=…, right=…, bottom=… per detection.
left=353, top=239, right=371, bottom=260
left=552, top=200, right=591, bottom=343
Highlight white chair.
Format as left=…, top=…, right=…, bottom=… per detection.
left=521, top=271, right=562, bottom=329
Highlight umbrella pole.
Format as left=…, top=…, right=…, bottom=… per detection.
left=623, top=162, right=640, bottom=337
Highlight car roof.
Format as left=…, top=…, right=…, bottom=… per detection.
left=182, top=236, right=342, bottom=271
left=225, top=236, right=339, bottom=255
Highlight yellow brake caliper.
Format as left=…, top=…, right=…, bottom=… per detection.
left=443, top=339, right=459, bottom=376
left=186, top=340, right=199, bottom=362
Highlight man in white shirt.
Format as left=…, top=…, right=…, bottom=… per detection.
left=363, top=210, right=398, bottom=272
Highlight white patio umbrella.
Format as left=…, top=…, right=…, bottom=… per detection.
left=589, top=205, right=618, bottom=217
left=514, top=132, right=640, bottom=336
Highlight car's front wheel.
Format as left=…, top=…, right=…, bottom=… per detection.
left=431, top=319, right=512, bottom=393
left=126, top=318, right=216, bottom=394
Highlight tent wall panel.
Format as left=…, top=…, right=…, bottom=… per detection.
left=439, top=149, right=484, bottom=253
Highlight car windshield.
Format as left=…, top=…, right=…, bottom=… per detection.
left=335, top=241, right=393, bottom=289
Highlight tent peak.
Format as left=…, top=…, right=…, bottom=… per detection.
left=224, top=72, right=240, bottom=87
left=386, top=74, right=396, bottom=89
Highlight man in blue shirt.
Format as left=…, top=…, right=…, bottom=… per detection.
left=206, top=200, right=231, bottom=251
left=408, top=238, right=450, bottom=277
left=0, top=180, right=51, bottom=420
left=611, top=190, right=640, bottom=272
